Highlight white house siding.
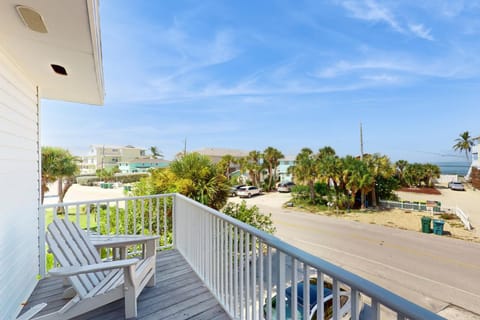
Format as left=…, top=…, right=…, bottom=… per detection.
left=0, top=49, right=40, bottom=319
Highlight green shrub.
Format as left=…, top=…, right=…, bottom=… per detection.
left=222, top=201, right=275, bottom=234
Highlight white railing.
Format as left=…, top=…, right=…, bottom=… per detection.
left=379, top=200, right=472, bottom=230
left=455, top=207, right=472, bottom=230
left=175, top=194, right=444, bottom=320
left=40, top=194, right=443, bottom=319
left=39, top=194, right=175, bottom=277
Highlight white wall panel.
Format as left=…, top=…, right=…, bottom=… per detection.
left=0, top=48, right=39, bottom=319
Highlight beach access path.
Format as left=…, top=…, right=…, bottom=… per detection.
left=395, top=183, right=480, bottom=236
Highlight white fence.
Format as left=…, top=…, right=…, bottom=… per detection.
left=40, top=194, right=444, bottom=320
left=379, top=200, right=472, bottom=230
left=175, top=194, right=443, bottom=320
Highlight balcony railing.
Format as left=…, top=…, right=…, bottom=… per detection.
left=40, top=194, right=444, bottom=320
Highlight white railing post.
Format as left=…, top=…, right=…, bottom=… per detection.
left=38, top=206, right=46, bottom=278
left=277, top=251, right=286, bottom=320
left=172, top=194, right=177, bottom=249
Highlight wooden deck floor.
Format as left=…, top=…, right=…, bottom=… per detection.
left=21, top=250, right=231, bottom=320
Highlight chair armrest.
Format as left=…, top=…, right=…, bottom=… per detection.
left=49, top=258, right=139, bottom=277
left=16, top=303, right=47, bottom=320
left=90, top=235, right=160, bottom=248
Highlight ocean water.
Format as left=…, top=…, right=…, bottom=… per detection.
left=434, top=161, right=470, bottom=176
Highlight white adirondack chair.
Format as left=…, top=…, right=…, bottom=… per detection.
left=32, top=218, right=157, bottom=319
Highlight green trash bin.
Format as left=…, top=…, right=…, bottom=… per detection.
left=433, top=219, right=445, bottom=235
left=421, top=216, right=432, bottom=233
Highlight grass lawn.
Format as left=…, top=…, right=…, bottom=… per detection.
left=44, top=207, right=97, bottom=231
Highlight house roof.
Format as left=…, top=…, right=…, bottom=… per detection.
left=90, top=144, right=145, bottom=150
left=193, top=148, right=249, bottom=158
left=0, top=0, right=104, bottom=105
left=129, top=158, right=170, bottom=164
left=280, top=155, right=296, bottom=162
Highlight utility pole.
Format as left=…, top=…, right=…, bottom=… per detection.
left=183, top=138, right=187, bottom=156
left=360, top=123, right=366, bottom=209
left=360, top=122, right=364, bottom=160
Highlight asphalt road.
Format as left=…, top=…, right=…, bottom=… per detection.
left=229, top=193, right=480, bottom=317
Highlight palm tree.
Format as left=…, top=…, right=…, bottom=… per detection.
left=342, top=156, right=373, bottom=209
left=149, top=146, right=163, bottom=159
left=423, top=163, right=441, bottom=187
left=247, top=150, right=263, bottom=187
left=317, top=146, right=341, bottom=195
left=364, top=154, right=394, bottom=207
left=453, top=131, right=474, bottom=161
left=41, top=147, right=79, bottom=207
left=395, top=160, right=408, bottom=186
left=263, top=147, right=284, bottom=191
left=291, top=148, right=318, bottom=202
left=218, top=154, right=236, bottom=178
left=169, top=152, right=229, bottom=209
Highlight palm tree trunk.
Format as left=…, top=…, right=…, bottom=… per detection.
left=268, top=166, right=273, bottom=191
left=309, top=180, right=315, bottom=203
left=360, top=190, right=365, bottom=209
left=372, top=184, right=377, bottom=207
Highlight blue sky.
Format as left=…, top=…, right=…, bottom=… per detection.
left=41, top=0, right=480, bottom=162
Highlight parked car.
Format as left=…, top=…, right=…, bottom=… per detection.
left=263, top=277, right=350, bottom=320
left=229, top=184, right=246, bottom=196
left=278, top=181, right=295, bottom=193
left=449, top=182, right=465, bottom=191
left=237, top=186, right=261, bottom=198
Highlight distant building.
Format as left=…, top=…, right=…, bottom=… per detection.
left=80, top=145, right=146, bottom=174
left=192, top=147, right=249, bottom=164
left=192, top=147, right=250, bottom=179
left=119, top=158, right=170, bottom=173
left=277, top=156, right=296, bottom=182
left=467, top=136, right=480, bottom=188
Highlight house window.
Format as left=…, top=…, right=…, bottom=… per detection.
left=473, top=153, right=478, bottom=161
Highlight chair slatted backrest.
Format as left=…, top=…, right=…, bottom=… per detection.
left=46, top=218, right=107, bottom=298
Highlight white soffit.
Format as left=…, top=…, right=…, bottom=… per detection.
left=0, top=0, right=104, bottom=105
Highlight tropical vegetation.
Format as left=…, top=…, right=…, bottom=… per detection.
left=41, top=146, right=79, bottom=205
left=286, top=146, right=440, bottom=210
left=134, top=152, right=230, bottom=210
left=222, top=201, right=275, bottom=234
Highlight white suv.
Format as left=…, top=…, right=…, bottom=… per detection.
left=237, top=186, right=261, bottom=198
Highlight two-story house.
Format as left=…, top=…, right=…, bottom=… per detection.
left=81, top=144, right=146, bottom=174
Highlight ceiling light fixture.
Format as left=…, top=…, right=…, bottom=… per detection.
left=16, top=5, right=48, bottom=33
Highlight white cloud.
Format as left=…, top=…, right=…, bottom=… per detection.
left=339, top=0, right=402, bottom=32
left=338, top=1, right=438, bottom=41
left=408, top=23, right=434, bottom=41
